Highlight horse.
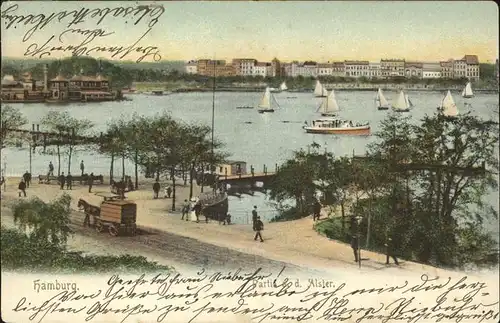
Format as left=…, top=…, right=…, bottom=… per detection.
left=78, top=198, right=100, bottom=227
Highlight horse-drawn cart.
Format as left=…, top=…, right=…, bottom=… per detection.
left=78, top=193, right=137, bottom=236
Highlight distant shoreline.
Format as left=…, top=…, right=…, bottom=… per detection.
left=168, top=87, right=499, bottom=94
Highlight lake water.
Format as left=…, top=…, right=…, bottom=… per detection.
left=2, top=90, right=499, bottom=234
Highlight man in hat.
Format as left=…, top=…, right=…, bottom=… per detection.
left=153, top=180, right=160, bottom=199
left=385, top=236, right=400, bottom=265
left=252, top=205, right=258, bottom=231
left=254, top=216, right=264, bottom=242
left=18, top=178, right=27, bottom=197
left=313, top=198, right=322, bottom=221
left=58, top=172, right=66, bottom=190
left=181, top=199, right=190, bottom=221
left=66, top=172, right=73, bottom=190
left=351, top=234, right=359, bottom=262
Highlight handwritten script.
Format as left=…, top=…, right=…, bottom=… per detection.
left=7, top=268, right=500, bottom=323
left=1, top=4, right=165, bottom=62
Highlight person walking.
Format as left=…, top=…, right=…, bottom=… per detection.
left=59, top=172, right=66, bottom=190
left=80, top=160, right=85, bottom=176
left=193, top=200, right=202, bottom=223
left=153, top=180, right=160, bottom=199
left=48, top=162, right=54, bottom=177
left=252, top=205, right=258, bottom=230
left=254, top=216, right=264, bottom=242
left=23, top=171, right=30, bottom=188
left=313, top=198, right=322, bottom=221
left=88, top=172, right=94, bottom=193
left=385, top=237, right=400, bottom=265
left=66, top=172, right=73, bottom=190
left=166, top=186, right=172, bottom=198
left=181, top=199, right=189, bottom=220
left=351, top=234, right=359, bottom=263
left=18, top=179, right=27, bottom=197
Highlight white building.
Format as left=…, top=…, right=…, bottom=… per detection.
left=453, top=59, right=467, bottom=79
left=296, top=62, right=317, bottom=77
left=232, top=58, right=257, bottom=76
left=185, top=60, right=198, bottom=74
left=317, top=63, right=333, bottom=76
left=344, top=61, right=370, bottom=78
left=422, top=62, right=442, bottom=78
left=462, top=55, right=480, bottom=81
left=253, top=62, right=271, bottom=77
left=369, top=62, right=381, bottom=78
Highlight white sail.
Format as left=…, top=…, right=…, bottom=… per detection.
left=441, top=90, right=458, bottom=116
left=376, top=88, right=390, bottom=108
left=258, top=87, right=271, bottom=109
left=394, top=91, right=409, bottom=111
left=405, top=94, right=414, bottom=108
left=462, top=82, right=473, bottom=97
left=319, top=90, right=340, bottom=114
left=314, top=80, right=326, bottom=96
left=280, top=82, right=288, bottom=91
left=321, top=86, right=328, bottom=97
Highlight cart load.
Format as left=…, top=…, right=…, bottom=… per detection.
left=98, top=199, right=137, bottom=236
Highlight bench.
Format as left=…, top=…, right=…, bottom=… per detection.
left=38, top=174, right=104, bottom=185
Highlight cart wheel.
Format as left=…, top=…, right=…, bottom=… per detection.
left=95, top=221, right=104, bottom=233
left=109, top=224, right=119, bottom=237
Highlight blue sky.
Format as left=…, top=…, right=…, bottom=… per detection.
left=1, top=1, right=498, bottom=63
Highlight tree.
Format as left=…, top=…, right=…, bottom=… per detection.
left=12, top=194, right=73, bottom=248
left=1, top=105, right=28, bottom=151
left=41, top=111, right=93, bottom=175
left=268, top=143, right=325, bottom=217
left=409, top=112, right=499, bottom=264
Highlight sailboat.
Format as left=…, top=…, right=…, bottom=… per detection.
left=279, top=81, right=288, bottom=91
left=258, top=87, right=279, bottom=113
left=405, top=93, right=415, bottom=108
left=314, top=80, right=328, bottom=97
left=393, top=90, right=410, bottom=112
left=375, top=88, right=390, bottom=110
left=462, top=82, right=474, bottom=98
left=438, top=90, right=459, bottom=117
left=317, top=90, right=340, bottom=117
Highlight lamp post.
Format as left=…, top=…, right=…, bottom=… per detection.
left=355, top=214, right=363, bottom=269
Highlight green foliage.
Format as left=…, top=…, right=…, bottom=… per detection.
left=41, top=111, right=94, bottom=173
left=0, top=105, right=28, bottom=150
left=1, top=227, right=172, bottom=273
left=268, top=144, right=326, bottom=218
left=3, top=194, right=173, bottom=273
left=12, top=194, right=73, bottom=247
left=273, top=111, right=499, bottom=268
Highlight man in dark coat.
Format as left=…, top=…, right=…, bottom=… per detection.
left=88, top=173, right=94, bottom=193
left=313, top=198, right=322, bottom=221
left=59, top=172, right=65, bottom=190
left=18, top=179, right=27, bottom=197
left=254, top=216, right=264, bottom=242
left=385, top=237, right=400, bottom=265
left=48, top=162, right=54, bottom=176
left=153, top=181, right=160, bottom=199
left=80, top=160, right=85, bottom=176
left=351, top=234, right=359, bottom=262
left=193, top=200, right=202, bottom=223
left=66, top=172, right=73, bottom=190
left=252, top=205, right=258, bottom=230
left=181, top=199, right=189, bottom=220
left=23, top=171, right=31, bottom=188
left=166, top=186, right=172, bottom=198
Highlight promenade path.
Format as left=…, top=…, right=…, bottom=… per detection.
left=0, top=177, right=491, bottom=278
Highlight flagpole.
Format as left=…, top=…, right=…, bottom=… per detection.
left=211, top=54, right=216, bottom=175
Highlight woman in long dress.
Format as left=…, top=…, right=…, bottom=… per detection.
left=189, top=198, right=198, bottom=222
